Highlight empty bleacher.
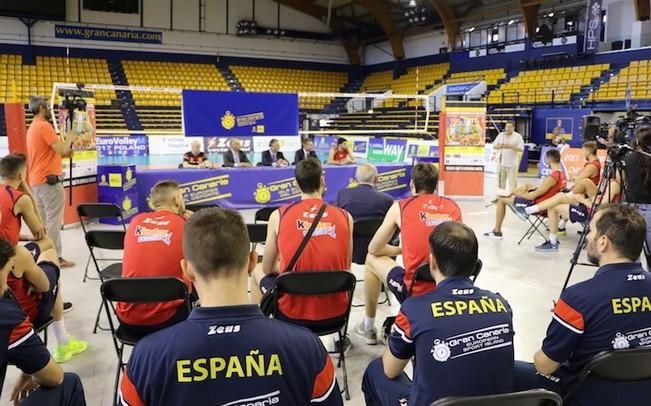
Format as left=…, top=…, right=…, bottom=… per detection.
left=488, top=64, right=609, bottom=104
left=323, top=107, right=439, bottom=138
left=446, top=68, right=506, bottom=87
left=591, top=59, right=651, bottom=101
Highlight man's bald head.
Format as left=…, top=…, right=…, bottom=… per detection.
left=191, top=140, right=201, bottom=153
left=355, top=163, right=377, bottom=185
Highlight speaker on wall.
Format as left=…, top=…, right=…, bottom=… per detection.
left=582, top=115, right=601, bottom=141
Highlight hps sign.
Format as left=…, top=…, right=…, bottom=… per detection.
left=584, top=0, right=603, bottom=53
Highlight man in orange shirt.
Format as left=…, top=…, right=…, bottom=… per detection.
left=25, top=97, right=74, bottom=268
left=117, top=180, right=193, bottom=336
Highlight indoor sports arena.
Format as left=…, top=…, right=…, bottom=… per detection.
left=1, top=0, right=651, bottom=405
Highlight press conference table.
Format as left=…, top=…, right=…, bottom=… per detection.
left=135, top=164, right=412, bottom=211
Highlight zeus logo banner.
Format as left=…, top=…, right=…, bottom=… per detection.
left=182, top=90, right=299, bottom=137
left=583, top=0, right=602, bottom=53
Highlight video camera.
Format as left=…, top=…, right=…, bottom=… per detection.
left=611, top=110, right=651, bottom=145
left=58, top=83, right=93, bottom=112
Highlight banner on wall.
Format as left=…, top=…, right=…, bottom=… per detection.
left=545, top=118, right=574, bottom=141
left=148, top=136, right=194, bottom=155
left=583, top=0, right=603, bottom=54
left=537, top=146, right=607, bottom=179
left=55, top=24, right=163, bottom=44
left=205, top=136, right=253, bottom=153
left=367, top=138, right=407, bottom=163
left=97, top=135, right=149, bottom=157
left=252, top=136, right=302, bottom=155
left=182, top=90, right=299, bottom=137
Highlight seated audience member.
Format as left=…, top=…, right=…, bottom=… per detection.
left=514, top=204, right=651, bottom=405
left=355, top=164, right=462, bottom=345
left=570, top=141, right=601, bottom=196
left=222, top=139, right=252, bottom=168
left=251, top=158, right=353, bottom=324
left=117, top=180, right=193, bottom=336
left=119, top=208, right=343, bottom=405
left=0, top=240, right=86, bottom=406
left=484, top=148, right=566, bottom=240
left=7, top=241, right=88, bottom=363
left=328, top=137, right=356, bottom=165
left=261, top=138, right=289, bottom=167
left=363, top=222, right=514, bottom=405
left=182, top=140, right=213, bottom=169
left=336, top=164, right=394, bottom=264
left=294, top=138, right=318, bottom=164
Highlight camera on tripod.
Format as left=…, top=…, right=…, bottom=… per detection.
left=58, top=83, right=93, bottom=113
left=583, top=111, right=651, bottom=160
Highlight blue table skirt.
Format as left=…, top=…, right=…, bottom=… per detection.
left=133, top=164, right=412, bottom=210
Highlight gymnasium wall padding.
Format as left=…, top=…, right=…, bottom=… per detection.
left=4, top=103, right=27, bottom=154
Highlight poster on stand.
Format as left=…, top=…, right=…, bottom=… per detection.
left=58, top=103, right=98, bottom=184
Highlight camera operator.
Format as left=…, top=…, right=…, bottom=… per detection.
left=624, top=126, right=651, bottom=263
left=26, top=96, right=75, bottom=268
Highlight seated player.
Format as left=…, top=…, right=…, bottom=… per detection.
left=182, top=140, right=213, bottom=168
left=355, top=164, right=462, bottom=345
left=117, top=180, right=193, bottom=336
left=327, top=137, right=356, bottom=165
left=569, top=141, right=601, bottom=197
left=362, top=222, right=515, bottom=405
left=484, top=148, right=566, bottom=240
left=119, top=208, right=343, bottom=405
left=0, top=239, right=87, bottom=406
left=514, top=204, right=651, bottom=405
left=7, top=240, right=88, bottom=363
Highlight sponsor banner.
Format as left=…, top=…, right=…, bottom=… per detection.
left=97, top=165, right=139, bottom=224
left=205, top=136, right=253, bottom=153
left=251, top=136, right=302, bottom=153
left=182, top=90, right=299, bottom=137
left=349, top=136, right=369, bottom=158
left=97, top=135, right=149, bottom=157
left=545, top=118, right=574, bottom=141
left=367, top=138, right=407, bottom=163
left=584, top=0, right=603, bottom=54
left=446, top=83, right=478, bottom=95
left=148, top=136, right=197, bottom=155
left=313, top=136, right=336, bottom=154
left=469, top=48, right=487, bottom=58
left=537, top=146, right=606, bottom=179
left=133, top=165, right=411, bottom=210
left=484, top=143, right=499, bottom=173
left=405, top=140, right=439, bottom=163
left=531, top=35, right=577, bottom=49
left=55, top=24, right=162, bottom=44
left=59, top=104, right=98, bottom=182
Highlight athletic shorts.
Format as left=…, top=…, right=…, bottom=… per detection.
left=513, top=197, right=535, bottom=208
left=386, top=266, right=409, bottom=304
left=23, top=242, right=41, bottom=262
left=569, top=203, right=590, bottom=224
left=33, top=261, right=60, bottom=329
left=260, top=274, right=278, bottom=294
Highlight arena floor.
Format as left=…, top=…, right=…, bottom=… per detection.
left=0, top=174, right=600, bottom=405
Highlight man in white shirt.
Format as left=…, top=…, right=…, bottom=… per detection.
left=493, top=122, right=524, bottom=191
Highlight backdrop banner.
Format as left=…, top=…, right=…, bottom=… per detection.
left=97, top=135, right=149, bottom=157
left=537, top=146, right=607, bottom=179
left=129, top=165, right=412, bottom=210
left=182, top=90, right=299, bottom=137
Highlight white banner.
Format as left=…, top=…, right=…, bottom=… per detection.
left=252, top=136, right=302, bottom=154
left=148, top=136, right=200, bottom=155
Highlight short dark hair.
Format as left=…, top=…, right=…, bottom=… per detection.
left=0, top=238, right=16, bottom=270
left=302, top=138, right=313, bottom=146
left=428, top=222, right=478, bottom=278
left=183, top=208, right=250, bottom=278
left=583, top=141, right=598, bottom=155
left=0, top=154, right=26, bottom=179
left=337, top=137, right=347, bottom=146
left=295, top=158, right=322, bottom=194
left=269, top=138, right=278, bottom=147
left=594, top=204, right=647, bottom=261
left=545, top=148, right=561, bottom=163
left=411, top=163, right=438, bottom=193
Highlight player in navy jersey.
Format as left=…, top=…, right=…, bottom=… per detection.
left=515, top=204, right=651, bottom=405
left=362, top=222, right=515, bottom=405
left=0, top=239, right=86, bottom=405
left=120, top=207, right=343, bottom=405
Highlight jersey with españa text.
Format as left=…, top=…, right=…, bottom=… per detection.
left=0, top=185, right=24, bottom=246
left=276, top=198, right=350, bottom=321
left=542, top=262, right=651, bottom=404
left=389, top=276, right=514, bottom=405
left=399, top=194, right=462, bottom=296
left=119, top=305, right=343, bottom=406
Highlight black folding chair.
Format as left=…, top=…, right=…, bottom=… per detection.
left=101, top=277, right=191, bottom=406
left=563, top=347, right=651, bottom=404
left=414, top=259, right=483, bottom=287
left=85, top=230, right=126, bottom=333
left=35, top=317, right=54, bottom=346
left=432, top=389, right=562, bottom=406
left=77, top=203, right=126, bottom=283
left=264, top=271, right=356, bottom=400
left=514, top=208, right=549, bottom=245
left=353, top=217, right=392, bottom=305
left=254, top=206, right=279, bottom=223
left=186, top=203, right=220, bottom=212
left=247, top=223, right=267, bottom=263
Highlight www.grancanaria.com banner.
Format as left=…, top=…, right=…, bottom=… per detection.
left=55, top=24, right=162, bottom=44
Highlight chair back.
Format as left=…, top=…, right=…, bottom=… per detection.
left=415, top=259, right=483, bottom=283
left=85, top=230, right=126, bottom=251
left=101, top=277, right=190, bottom=307
left=186, top=203, right=220, bottom=212
left=432, top=389, right=562, bottom=406
left=564, top=347, right=651, bottom=402
left=352, top=217, right=384, bottom=265
left=247, top=223, right=267, bottom=244
left=255, top=207, right=279, bottom=223
left=77, top=203, right=125, bottom=232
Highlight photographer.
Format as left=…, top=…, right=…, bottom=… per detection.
left=26, top=96, right=75, bottom=268
left=624, top=126, right=651, bottom=263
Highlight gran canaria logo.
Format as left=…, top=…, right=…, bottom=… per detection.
left=221, top=111, right=236, bottom=130
left=122, top=196, right=132, bottom=212
left=254, top=184, right=271, bottom=204
left=125, top=168, right=133, bottom=182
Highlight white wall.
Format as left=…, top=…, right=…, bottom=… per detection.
left=602, top=0, right=651, bottom=49
left=363, top=31, right=448, bottom=65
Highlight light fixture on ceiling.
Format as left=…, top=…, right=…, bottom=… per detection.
left=408, top=0, right=417, bottom=7
left=468, top=26, right=475, bottom=32
left=508, top=19, right=515, bottom=25
left=548, top=12, right=554, bottom=17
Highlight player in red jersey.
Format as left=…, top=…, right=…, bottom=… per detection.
left=484, top=148, right=566, bottom=240
left=118, top=180, right=194, bottom=336
left=252, top=158, right=353, bottom=322
left=570, top=141, right=601, bottom=197
left=354, top=163, right=462, bottom=345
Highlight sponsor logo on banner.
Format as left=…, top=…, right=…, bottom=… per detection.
left=584, top=0, right=603, bottom=53
left=97, top=135, right=149, bottom=156
left=367, top=139, right=407, bottom=163
left=375, top=167, right=408, bottom=193
left=545, top=118, right=574, bottom=141
left=313, top=136, right=336, bottom=154
left=251, top=136, right=301, bottom=153
left=55, top=24, right=162, bottom=44
left=148, top=136, right=198, bottom=155
left=205, top=137, right=253, bottom=153
left=537, top=146, right=606, bottom=179
left=253, top=176, right=301, bottom=204
left=156, top=175, right=233, bottom=207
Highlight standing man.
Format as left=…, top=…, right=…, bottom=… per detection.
left=261, top=138, right=289, bottom=167
left=26, top=97, right=74, bottom=268
left=493, top=122, right=524, bottom=191
left=222, top=139, right=252, bottom=168
left=293, top=138, right=318, bottom=164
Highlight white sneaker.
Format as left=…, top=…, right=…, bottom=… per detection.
left=353, top=322, right=378, bottom=345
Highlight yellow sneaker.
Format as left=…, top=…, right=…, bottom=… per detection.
left=557, top=228, right=567, bottom=236
left=53, top=337, right=88, bottom=363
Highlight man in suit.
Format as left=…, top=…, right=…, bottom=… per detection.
left=293, top=138, right=318, bottom=165
left=336, top=163, right=394, bottom=264
left=222, top=139, right=252, bottom=168
left=261, top=138, right=289, bottom=167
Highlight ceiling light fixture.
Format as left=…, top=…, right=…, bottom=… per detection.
left=408, top=0, right=417, bottom=7
left=508, top=19, right=515, bottom=25
left=468, top=26, right=475, bottom=32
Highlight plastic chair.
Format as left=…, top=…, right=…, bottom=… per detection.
left=254, top=206, right=280, bottom=223
left=263, top=271, right=356, bottom=400
left=101, top=277, right=191, bottom=406
left=77, top=203, right=125, bottom=283
left=247, top=223, right=267, bottom=263
left=432, top=389, right=562, bottom=405
left=186, top=203, right=221, bottom=212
